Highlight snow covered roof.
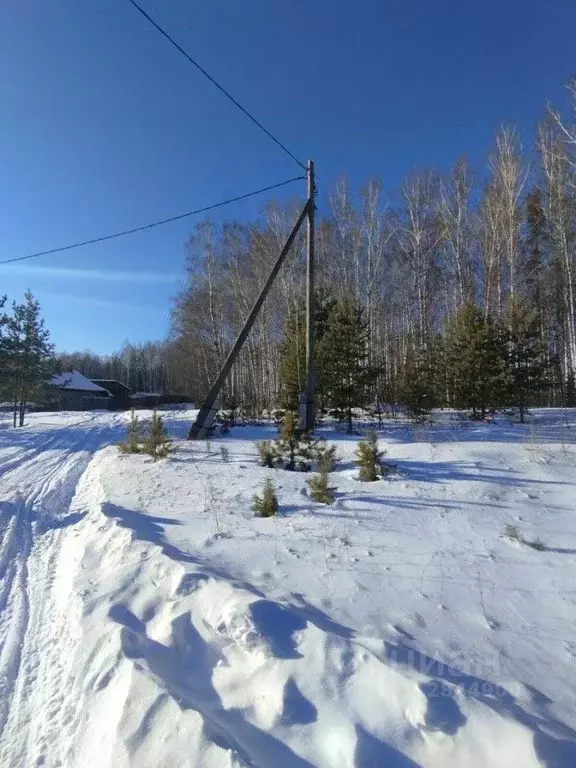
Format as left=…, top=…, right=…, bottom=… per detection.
left=91, top=379, right=131, bottom=390
left=51, top=370, right=111, bottom=394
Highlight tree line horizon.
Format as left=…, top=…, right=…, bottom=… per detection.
left=53, top=80, right=576, bottom=422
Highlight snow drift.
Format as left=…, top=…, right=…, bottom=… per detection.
left=0, top=409, right=575, bottom=767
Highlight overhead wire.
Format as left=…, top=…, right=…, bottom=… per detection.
left=125, top=0, right=307, bottom=172
left=0, top=175, right=305, bottom=266
left=1, top=2, right=308, bottom=267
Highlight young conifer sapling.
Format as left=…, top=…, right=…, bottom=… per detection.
left=118, top=410, right=142, bottom=454
left=355, top=431, right=385, bottom=481
left=143, top=410, right=172, bottom=461
left=252, top=477, right=279, bottom=517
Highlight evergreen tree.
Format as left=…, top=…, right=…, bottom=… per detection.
left=0, top=296, right=11, bottom=399
left=278, top=309, right=306, bottom=412
left=313, top=443, right=338, bottom=473
left=306, top=471, right=336, bottom=504
left=525, top=188, right=546, bottom=314
left=256, top=440, right=276, bottom=467
left=398, top=343, right=435, bottom=421
left=4, top=292, right=55, bottom=427
left=355, top=431, right=385, bottom=481
left=143, top=410, right=172, bottom=460
left=220, top=394, right=238, bottom=426
left=505, top=297, right=550, bottom=422
left=252, top=477, right=279, bottom=517
left=118, top=410, right=143, bottom=454
left=445, top=302, right=508, bottom=419
left=319, top=297, right=374, bottom=432
left=272, top=410, right=314, bottom=471
left=278, top=290, right=336, bottom=412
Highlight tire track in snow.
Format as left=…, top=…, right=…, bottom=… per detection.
left=0, top=413, right=103, bottom=480
left=0, top=498, right=30, bottom=740
left=0, top=413, right=122, bottom=766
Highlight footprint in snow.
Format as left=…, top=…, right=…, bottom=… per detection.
left=174, top=572, right=211, bottom=597
left=279, top=679, right=317, bottom=726
left=419, top=680, right=467, bottom=736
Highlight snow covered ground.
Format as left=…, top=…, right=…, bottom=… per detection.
left=0, top=408, right=575, bottom=767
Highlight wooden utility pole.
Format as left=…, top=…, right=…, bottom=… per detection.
left=188, top=163, right=316, bottom=440
left=188, top=200, right=310, bottom=439
left=304, top=159, right=316, bottom=430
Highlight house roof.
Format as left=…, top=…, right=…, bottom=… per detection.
left=51, top=370, right=111, bottom=394
left=91, top=379, right=131, bottom=392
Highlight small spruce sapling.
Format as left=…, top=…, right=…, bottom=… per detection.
left=314, top=443, right=338, bottom=473
left=256, top=440, right=276, bottom=467
left=306, top=471, right=335, bottom=504
left=143, top=410, right=172, bottom=461
left=118, top=410, right=142, bottom=454
left=355, top=431, right=385, bottom=481
left=252, top=477, right=279, bottom=517
left=221, top=395, right=238, bottom=426
left=273, top=411, right=314, bottom=471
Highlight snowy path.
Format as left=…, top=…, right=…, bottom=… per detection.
left=0, top=413, right=123, bottom=767
left=0, top=409, right=575, bottom=767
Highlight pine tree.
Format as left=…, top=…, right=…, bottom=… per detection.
left=306, top=471, right=336, bottom=504
left=505, top=297, right=550, bottom=422
left=431, top=334, right=450, bottom=408
left=221, top=394, right=238, bottom=427
left=0, top=296, right=11, bottom=400
left=445, top=302, right=508, bottom=419
left=256, top=440, right=276, bottom=467
left=278, top=290, right=336, bottom=412
left=4, top=292, right=55, bottom=427
left=319, top=297, right=374, bottom=432
left=118, top=410, right=142, bottom=454
left=272, top=411, right=314, bottom=471
left=314, top=443, right=338, bottom=473
left=252, top=477, right=279, bottom=517
left=398, top=343, right=435, bottom=421
left=355, top=431, right=385, bottom=481
left=278, top=309, right=305, bottom=412
left=143, top=410, right=172, bottom=460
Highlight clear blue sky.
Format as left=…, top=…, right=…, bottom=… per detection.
left=1, top=0, right=575, bottom=354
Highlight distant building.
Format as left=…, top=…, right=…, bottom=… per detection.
left=130, top=392, right=195, bottom=409
left=50, top=371, right=112, bottom=411
left=91, top=379, right=131, bottom=410
left=130, top=392, right=162, bottom=409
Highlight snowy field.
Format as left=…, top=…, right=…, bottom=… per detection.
left=0, top=408, right=575, bottom=767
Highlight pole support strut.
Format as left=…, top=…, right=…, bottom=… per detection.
left=188, top=200, right=310, bottom=439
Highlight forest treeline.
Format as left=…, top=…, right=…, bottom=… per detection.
left=61, top=82, right=576, bottom=420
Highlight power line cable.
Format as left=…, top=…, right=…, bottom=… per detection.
left=0, top=175, right=304, bottom=266
left=125, top=0, right=307, bottom=172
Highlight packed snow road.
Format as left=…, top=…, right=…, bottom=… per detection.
left=0, top=412, right=125, bottom=767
